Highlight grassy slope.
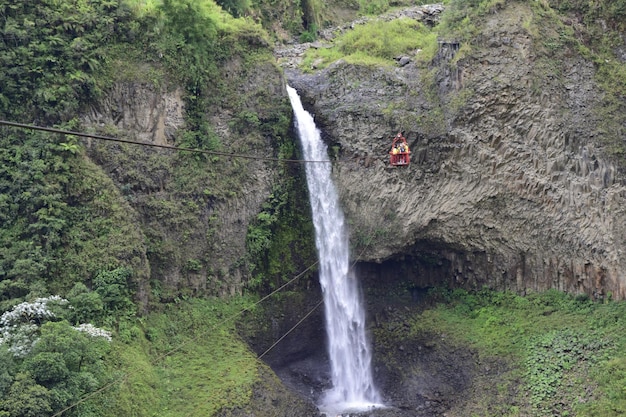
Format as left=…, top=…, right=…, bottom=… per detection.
left=373, top=288, right=626, bottom=416
left=96, top=297, right=261, bottom=416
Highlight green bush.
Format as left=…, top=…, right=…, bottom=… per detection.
left=0, top=0, right=137, bottom=124
left=93, top=268, right=136, bottom=318
left=299, top=24, right=319, bottom=42
left=0, top=319, right=112, bottom=417
left=216, top=0, right=252, bottom=17
left=66, top=283, right=105, bottom=325
left=358, top=0, right=390, bottom=15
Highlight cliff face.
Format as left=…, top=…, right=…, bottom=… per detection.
left=287, top=2, right=626, bottom=300
left=80, top=58, right=293, bottom=301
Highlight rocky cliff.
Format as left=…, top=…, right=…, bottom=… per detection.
left=80, top=56, right=299, bottom=303
left=286, top=1, right=626, bottom=300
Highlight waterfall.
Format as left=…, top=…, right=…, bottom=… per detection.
left=286, top=85, right=383, bottom=414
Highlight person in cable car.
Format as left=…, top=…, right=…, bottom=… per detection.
left=389, top=132, right=410, bottom=166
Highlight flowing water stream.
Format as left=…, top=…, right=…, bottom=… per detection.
left=286, top=85, right=383, bottom=415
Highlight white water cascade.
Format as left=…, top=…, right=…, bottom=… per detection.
left=286, top=85, right=383, bottom=415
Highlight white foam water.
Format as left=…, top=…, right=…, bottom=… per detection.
left=287, top=85, right=384, bottom=415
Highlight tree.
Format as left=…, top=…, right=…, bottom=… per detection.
left=0, top=372, right=52, bottom=417
left=93, top=268, right=136, bottom=317
left=23, top=352, right=69, bottom=385
left=34, top=322, right=110, bottom=374
left=28, top=322, right=110, bottom=413
left=0, top=348, right=17, bottom=400
left=0, top=296, right=113, bottom=414
left=66, top=283, right=104, bottom=324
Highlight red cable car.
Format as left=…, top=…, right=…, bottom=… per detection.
left=389, top=132, right=411, bottom=166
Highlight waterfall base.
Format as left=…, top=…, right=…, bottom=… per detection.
left=242, top=282, right=498, bottom=417
left=318, top=400, right=387, bottom=417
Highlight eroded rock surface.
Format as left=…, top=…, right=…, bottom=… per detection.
left=285, top=2, right=626, bottom=300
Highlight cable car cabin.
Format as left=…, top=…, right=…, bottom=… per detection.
left=389, top=133, right=411, bottom=166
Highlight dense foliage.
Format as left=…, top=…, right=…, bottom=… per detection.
left=0, top=296, right=114, bottom=416
left=0, top=0, right=292, bottom=415
left=0, top=125, right=145, bottom=308
left=0, top=0, right=137, bottom=124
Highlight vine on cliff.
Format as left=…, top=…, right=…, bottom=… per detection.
left=245, top=133, right=316, bottom=293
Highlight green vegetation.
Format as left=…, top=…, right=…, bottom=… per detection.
left=437, top=0, right=506, bottom=39
left=0, top=295, right=262, bottom=417
left=374, top=288, right=626, bottom=416
left=0, top=124, right=147, bottom=311
left=106, top=297, right=260, bottom=417
left=246, top=140, right=316, bottom=293
left=216, top=0, right=252, bottom=17
left=358, top=0, right=390, bottom=15
left=302, top=17, right=439, bottom=70
left=0, top=0, right=315, bottom=415
left=0, top=0, right=137, bottom=124
left=0, top=296, right=114, bottom=416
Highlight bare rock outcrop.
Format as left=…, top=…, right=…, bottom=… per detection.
left=81, top=82, right=185, bottom=145
left=286, top=2, right=626, bottom=300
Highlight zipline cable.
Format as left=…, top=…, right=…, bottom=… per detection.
left=51, top=261, right=320, bottom=417
left=150, top=261, right=319, bottom=365
left=258, top=298, right=324, bottom=360
left=0, top=119, right=333, bottom=164
left=253, top=227, right=379, bottom=362
left=190, top=227, right=382, bottom=415
left=42, top=183, right=381, bottom=416
left=52, top=202, right=380, bottom=417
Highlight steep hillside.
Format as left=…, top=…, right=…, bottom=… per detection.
left=0, top=0, right=319, bottom=415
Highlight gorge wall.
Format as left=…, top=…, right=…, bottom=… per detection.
left=80, top=56, right=297, bottom=304
left=286, top=1, right=626, bottom=300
